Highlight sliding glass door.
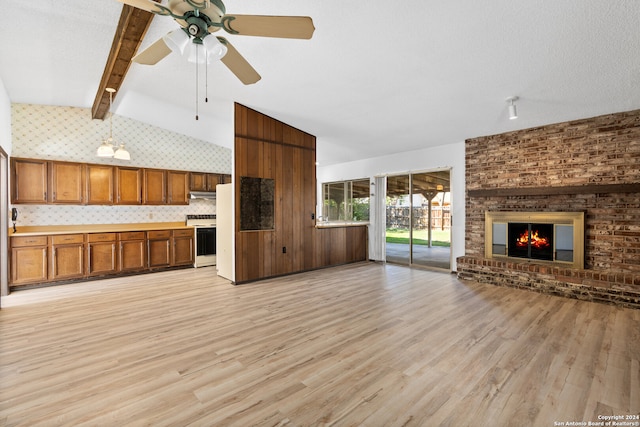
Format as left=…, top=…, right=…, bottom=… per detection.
left=385, top=170, right=451, bottom=269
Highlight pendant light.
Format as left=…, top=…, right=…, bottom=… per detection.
left=97, top=88, right=131, bottom=160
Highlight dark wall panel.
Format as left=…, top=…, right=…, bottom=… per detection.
left=234, top=103, right=367, bottom=283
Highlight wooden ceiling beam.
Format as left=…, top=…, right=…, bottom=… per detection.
left=91, top=2, right=160, bottom=120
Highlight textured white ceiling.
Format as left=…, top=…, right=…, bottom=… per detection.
left=2, top=0, right=640, bottom=166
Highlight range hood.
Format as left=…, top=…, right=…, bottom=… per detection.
left=189, top=191, right=217, bottom=200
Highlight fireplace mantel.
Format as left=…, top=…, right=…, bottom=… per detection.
left=485, top=211, right=585, bottom=269
left=468, top=183, right=640, bottom=198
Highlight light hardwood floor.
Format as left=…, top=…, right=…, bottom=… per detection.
left=1, top=263, right=638, bottom=426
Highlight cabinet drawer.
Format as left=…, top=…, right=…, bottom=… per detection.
left=148, top=230, right=171, bottom=239
left=51, top=234, right=84, bottom=245
left=118, top=231, right=145, bottom=241
left=88, top=233, right=116, bottom=242
left=11, top=235, right=48, bottom=247
left=173, top=229, right=194, bottom=238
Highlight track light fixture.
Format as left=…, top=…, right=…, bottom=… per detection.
left=507, top=96, right=519, bottom=120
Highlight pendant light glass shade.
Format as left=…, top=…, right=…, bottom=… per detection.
left=97, top=138, right=115, bottom=157
left=113, top=144, right=131, bottom=160
left=96, top=88, right=131, bottom=160
left=164, top=29, right=189, bottom=54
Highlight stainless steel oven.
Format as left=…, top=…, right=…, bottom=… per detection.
left=186, top=215, right=216, bottom=267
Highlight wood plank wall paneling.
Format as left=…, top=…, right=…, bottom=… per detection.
left=234, top=103, right=367, bottom=283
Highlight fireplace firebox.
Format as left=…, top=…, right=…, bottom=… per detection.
left=485, top=211, right=584, bottom=269
left=507, top=223, right=554, bottom=261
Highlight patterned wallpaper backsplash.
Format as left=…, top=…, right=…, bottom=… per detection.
left=11, top=103, right=230, bottom=226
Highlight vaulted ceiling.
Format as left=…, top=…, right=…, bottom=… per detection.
left=2, top=1, right=640, bottom=166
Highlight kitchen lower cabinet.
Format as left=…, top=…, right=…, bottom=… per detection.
left=172, top=229, right=194, bottom=266
left=10, top=236, right=48, bottom=285
left=9, top=227, right=196, bottom=288
left=50, top=234, right=85, bottom=281
left=87, top=233, right=118, bottom=276
left=148, top=230, right=171, bottom=268
left=119, top=232, right=147, bottom=272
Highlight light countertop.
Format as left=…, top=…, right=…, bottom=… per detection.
left=9, top=222, right=193, bottom=237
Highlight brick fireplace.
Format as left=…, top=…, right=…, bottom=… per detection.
left=456, top=109, right=640, bottom=309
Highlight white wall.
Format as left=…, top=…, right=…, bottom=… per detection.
left=0, top=79, right=11, bottom=155
left=317, top=141, right=465, bottom=271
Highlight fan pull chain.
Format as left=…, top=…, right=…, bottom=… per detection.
left=205, top=58, right=209, bottom=103
left=195, top=45, right=199, bottom=120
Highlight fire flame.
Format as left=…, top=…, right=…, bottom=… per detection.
left=516, top=229, right=550, bottom=249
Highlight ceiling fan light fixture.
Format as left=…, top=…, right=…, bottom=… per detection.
left=185, top=42, right=208, bottom=64
left=203, top=35, right=227, bottom=60
left=163, top=29, right=189, bottom=54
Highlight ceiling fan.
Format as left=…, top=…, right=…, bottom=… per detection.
left=117, top=0, right=315, bottom=85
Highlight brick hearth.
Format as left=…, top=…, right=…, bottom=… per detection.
left=457, top=109, right=640, bottom=309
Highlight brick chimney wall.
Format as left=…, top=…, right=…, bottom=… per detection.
left=457, top=109, right=640, bottom=309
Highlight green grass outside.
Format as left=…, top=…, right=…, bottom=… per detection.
left=386, top=228, right=451, bottom=247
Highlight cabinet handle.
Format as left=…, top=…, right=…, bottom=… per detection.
left=53, top=192, right=56, bottom=201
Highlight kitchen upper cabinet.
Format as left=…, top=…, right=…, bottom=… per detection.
left=172, top=229, right=194, bottom=266
left=118, top=232, right=147, bottom=272
left=190, top=172, right=223, bottom=191
left=148, top=230, right=171, bottom=268
left=49, top=161, right=85, bottom=204
left=87, top=233, right=118, bottom=276
left=221, top=174, right=232, bottom=184
left=10, top=235, right=48, bottom=285
left=86, top=165, right=114, bottom=205
left=189, top=172, right=207, bottom=191
left=143, top=169, right=167, bottom=205
left=11, top=158, right=48, bottom=204
left=49, top=234, right=85, bottom=281
left=167, top=170, right=189, bottom=205
left=115, top=167, right=143, bottom=205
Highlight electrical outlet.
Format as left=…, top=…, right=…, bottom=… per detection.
left=282, top=246, right=287, bottom=254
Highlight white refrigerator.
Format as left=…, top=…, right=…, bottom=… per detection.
left=215, top=183, right=235, bottom=282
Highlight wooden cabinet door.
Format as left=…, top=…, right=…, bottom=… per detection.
left=50, top=234, right=85, bottom=281
left=11, top=158, right=48, bottom=204
left=118, top=232, right=147, bottom=271
left=10, top=235, right=48, bottom=285
left=167, top=171, right=189, bottom=205
left=148, top=230, right=171, bottom=268
left=49, top=162, right=85, bottom=204
left=144, top=169, right=167, bottom=205
left=172, top=229, right=194, bottom=266
left=86, top=165, right=114, bottom=205
left=189, top=172, right=207, bottom=191
left=206, top=173, right=221, bottom=191
left=87, top=233, right=117, bottom=276
left=115, top=167, right=142, bottom=205
left=221, top=174, right=232, bottom=184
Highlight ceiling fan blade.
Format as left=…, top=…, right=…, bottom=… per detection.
left=132, top=37, right=172, bottom=65
left=222, top=15, right=315, bottom=39
left=116, top=0, right=165, bottom=14
left=217, top=37, right=261, bottom=85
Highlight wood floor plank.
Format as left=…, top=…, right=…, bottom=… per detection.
left=1, top=263, right=638, bottom=426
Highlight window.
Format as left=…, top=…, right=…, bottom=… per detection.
left=322, top=179, right=370, bottom=222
